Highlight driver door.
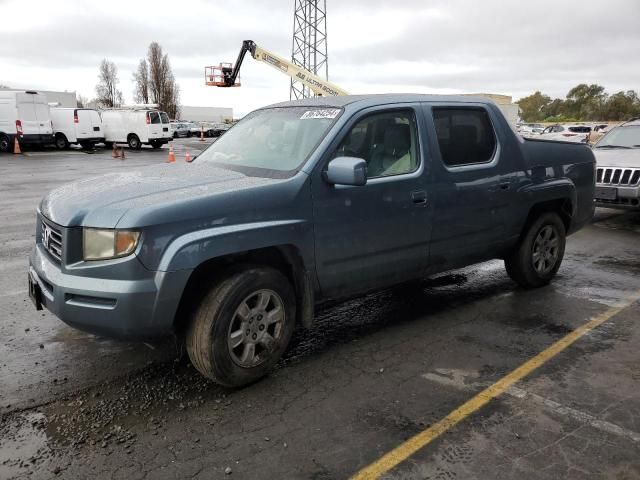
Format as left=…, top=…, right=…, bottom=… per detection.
left=311, top=105, right=432, bottom=299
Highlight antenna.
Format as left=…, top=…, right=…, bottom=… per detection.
left=290, top=0, right=329, bottom=100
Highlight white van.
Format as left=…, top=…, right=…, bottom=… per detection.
left=101, top=108, right=173, bottom=149
left=50, top=107, right=104, bottom=150
left=0, top=90, right=54, bottom=153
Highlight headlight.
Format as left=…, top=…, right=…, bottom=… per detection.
left=83, top=229, right=140, bottom=261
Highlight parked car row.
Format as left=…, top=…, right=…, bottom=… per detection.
left=517, top=122, right=614, bottom=144
left=1, top=90, right=232, bottom=153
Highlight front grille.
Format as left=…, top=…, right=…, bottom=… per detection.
left=596, top=167, right=640, bottom=186
left=42, top=220, right=63, bottom=262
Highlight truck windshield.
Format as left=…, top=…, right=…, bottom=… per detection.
left=596, top=126, right=640, bottom=149
left=196, top=107, right=342, bottom=175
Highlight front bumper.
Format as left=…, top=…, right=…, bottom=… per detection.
left=594, top=184, right=640, bottom=210
left=77, top=136, right=105, bottom=144
left=29, top=243, right=192, bottom=339
left=19, top=134, right=55, bottom=146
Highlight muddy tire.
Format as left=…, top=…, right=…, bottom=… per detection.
left=186, top=266, right=296, bottom=387
left=505, top=212, right=566, bottom=288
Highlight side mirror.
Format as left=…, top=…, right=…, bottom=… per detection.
left=325, top=156, right=367, bottom=186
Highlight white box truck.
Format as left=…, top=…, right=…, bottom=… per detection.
left=101, top=108, right=173, bottom=150
left=50, top=107, right=104, bottom=150
left=0, top=90, right=54, bottom=153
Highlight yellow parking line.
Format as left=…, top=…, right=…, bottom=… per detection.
left=351, top=291, right=640, bottom=480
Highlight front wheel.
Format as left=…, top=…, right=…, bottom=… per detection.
left=127, top=134, right=142, bottom=150
left=505, top=212, right=566, bottom=288
left=186, top=267, right=296, bottom=387
left=55, top=134, right=69, bottom=150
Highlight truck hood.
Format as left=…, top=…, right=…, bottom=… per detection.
left=40, top=163, right=281, bottom=227
left=593, top=148, right=640, bottom=168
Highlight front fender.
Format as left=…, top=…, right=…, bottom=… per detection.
left=157, top=219, right=311, bottom=272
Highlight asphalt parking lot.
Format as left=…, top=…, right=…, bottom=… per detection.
left=1, top=140, right=640, bottom=480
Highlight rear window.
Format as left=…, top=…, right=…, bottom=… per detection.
left=148, top=112, right=160, bottom=124
left=432, top=108, right=497, bottom=167
left=160, top=112, right=170, bottom=124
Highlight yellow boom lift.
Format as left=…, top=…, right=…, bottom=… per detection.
left=205, top=40, right=349, bottom=97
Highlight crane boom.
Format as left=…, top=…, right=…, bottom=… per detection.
left=206, top=40, right=349, bottom=97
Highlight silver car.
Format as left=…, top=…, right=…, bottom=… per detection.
left=593, top=119, right=640, bottom=210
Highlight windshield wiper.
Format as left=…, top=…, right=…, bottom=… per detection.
left=596, top=144, right=632, bottom=149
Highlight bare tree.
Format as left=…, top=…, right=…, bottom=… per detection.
left=144, top=42, right=180, bottom=118
left=132, top=59, right=150, bottom=104
left=76, top=94, right=89, bottom=108
left=95, top=59, right=124, bottom=108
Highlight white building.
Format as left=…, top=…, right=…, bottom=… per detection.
left=180, top=106, right=233, bottom=123
left=0, top=87, right=77, bottom=107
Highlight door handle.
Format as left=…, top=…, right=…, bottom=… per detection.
left=411, top=190, right=427, bottom=204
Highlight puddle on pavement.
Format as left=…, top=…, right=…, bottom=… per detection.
left=0, top=412, right=51, bottom=478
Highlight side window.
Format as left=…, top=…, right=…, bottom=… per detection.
left=149, top=112, right=161, bottom=124
left=334, top=110, right=418, bottom=178
left=160, top=112, right=170, bottom=124
left=432, top=108, right=497, bottom=167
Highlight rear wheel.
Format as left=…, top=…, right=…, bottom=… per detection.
left=127, top=134, right=141, bottom=150
left=0, top=134, right=12, bottom=153
left=505, top=212, right=566, bottom=288
left=79, top=141, right=94, bottom=150
left=186, top=266, right=296, bottom=387
left=104, top=142, right=114, bottom=149
left=150, top=140, right=162, bottom=149
left=54, top=134, right=69, bottom=150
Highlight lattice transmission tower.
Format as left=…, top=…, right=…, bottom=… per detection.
left=290, top=0, right=329, bottom=100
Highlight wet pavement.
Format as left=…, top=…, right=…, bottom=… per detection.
left=1, top=143, right=640, bottom=479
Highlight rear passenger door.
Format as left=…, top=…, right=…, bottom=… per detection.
left=16, top=93, right=39, bottom=135
left=147, top=111, right=162, bottom=140
left=33, top=96, right=52, bottom=135
left=423, top=104, right=511, bottom=271
left=159, top=112, right=171, bottom=138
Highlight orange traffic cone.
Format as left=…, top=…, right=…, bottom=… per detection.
left=112, top=143, right=120, bottom=159
left=13, top=137, right=21, bottom=154
left=166, top=145, right=176, bottom=163
left=120, top=147, right=126, bottom=160
left=185, top=151, right=192, bottom=163
left=199, top=126, right=204, bottom=142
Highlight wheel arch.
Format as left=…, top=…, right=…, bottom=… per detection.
left=522, top=197, right=573, bottom=239
left=173, top=244, right=314, bottom=335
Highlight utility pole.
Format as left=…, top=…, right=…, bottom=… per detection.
left=290, top=0, right=329, bottom=100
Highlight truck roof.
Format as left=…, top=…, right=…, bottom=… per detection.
left=265, top=93, right=498, bottom=110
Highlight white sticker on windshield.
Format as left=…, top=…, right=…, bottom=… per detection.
left=300, top=109, right=340, bottom=120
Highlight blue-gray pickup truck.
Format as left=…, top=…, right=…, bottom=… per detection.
left=28, top=94, right=595, bottom=386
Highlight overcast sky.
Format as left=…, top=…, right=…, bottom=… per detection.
left=1, top=0, right=639, bottom=117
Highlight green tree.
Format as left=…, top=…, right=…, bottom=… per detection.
left=565, top=84, right=607, bottom=120
left=516, top=91, right=551, bottom=122
left=604, top=90, right=640, bottom=121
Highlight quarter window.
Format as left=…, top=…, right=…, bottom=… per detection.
left=335, top=110, right=418, bottom=178
left=149, top=112, right=161, bottom=124
left=433, top=108, right=497, bottom=167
